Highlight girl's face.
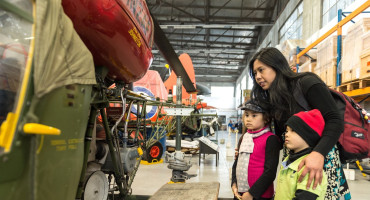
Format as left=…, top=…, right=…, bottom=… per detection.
left=243, top=110, right=265, bottom=131
left=284, top=126, right=309, bottom=153
left=253, top=59, right=276, bottom=90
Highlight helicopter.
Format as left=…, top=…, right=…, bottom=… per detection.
left=0, top=0, right=204, bottom=199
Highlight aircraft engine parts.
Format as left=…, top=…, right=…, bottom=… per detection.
left=102, top=147, right=139, bottom=174
left=165, top=151, right=196, bottom=182
left=122, top=148, right=140, bottom=173
left=83, top=171, right=109, bottom=200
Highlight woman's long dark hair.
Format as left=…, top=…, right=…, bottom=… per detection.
left=248, top=47, right=317, bottom=121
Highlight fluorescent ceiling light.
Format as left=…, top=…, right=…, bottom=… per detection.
left=160, top=24, right=272, bottom=29
left=151, top=64, right=241, bottom=70
left=195, top=75, right=235, bottom=78
left=152, top=49, right=256, bottom=54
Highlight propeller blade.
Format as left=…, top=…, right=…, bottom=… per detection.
left=150, top=12, right=196, bottom=93
left=156, top=67, right=169, bottom=82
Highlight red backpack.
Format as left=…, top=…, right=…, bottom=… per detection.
left=294, top=81, right=370, bottom=163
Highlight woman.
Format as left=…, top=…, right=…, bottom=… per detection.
left=248, top=47, right=351, bottom=200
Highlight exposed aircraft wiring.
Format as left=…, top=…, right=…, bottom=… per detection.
left=110, top=88, right=126, bottom=134
left=123, top=101, right=134, bottom=149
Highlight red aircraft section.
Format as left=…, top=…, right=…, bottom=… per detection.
left=62, top=0, right=153, bottom=83
left=164, top=53, right=197, bottom=105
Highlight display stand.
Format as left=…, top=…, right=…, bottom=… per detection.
left=198, top=137, right=219, bottom=167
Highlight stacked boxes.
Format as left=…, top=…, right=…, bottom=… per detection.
left=342, top=18, right=370, bottom=83
left=299, top=60, right=317, bottom=73
left=279, top=40, right=308, bottom=69
left=360, top=30, right=370, bottom=79
left=316, top=36, right=339, bottom=87
left=360, top=49, right=370, bottom=79
left=279, top=39, right=319, bottom=73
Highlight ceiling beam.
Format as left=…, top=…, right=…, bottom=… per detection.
left=152, top=48, right=255, bottom=54
left=271, top=0, right=279, bottom=19
left=195, top=76, right=237, bottom=83
left=151, top=64, right=243, bottom=70
left=164, top=32, right=257, bottom=39
left=169, top=44, right=256, bottom=50
left=158, top=0, right=205, bottom=22
left=147, top=3, right=273, bottom=11
left=159, top=24, right=262, bottom=30
left=152, top=61, right=241, bottom=67
left=168, top=39, right=255, bottom=46
left=205, top=0, right=210, bottom=65
left=156, top=16, right=271, bottom=23
left=160, top=24, right=264, bottom=29
left=152, top=57, right=243, bottom=63
left=189, top=56, right=244, bottom=61
left=194, top=68, right=240, bottom=75
left=191, top=61, right=241, bottom=64
left=195, top=74, right=239, bottom=78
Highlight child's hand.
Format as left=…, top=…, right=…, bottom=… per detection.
left=231, top=184, right=241, bottom=199
left=234, top=148, right=239, bottom=159
left=241, top=192, right=253, bottom=200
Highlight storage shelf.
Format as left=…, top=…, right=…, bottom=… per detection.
left=342, top=87, right=370, bottom=101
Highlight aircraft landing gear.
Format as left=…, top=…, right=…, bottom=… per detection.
left=166, top=151, right=197, bottom=183
left=144, top=141, right=163, bottom=162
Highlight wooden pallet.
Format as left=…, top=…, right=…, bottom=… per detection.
left=335, top=79, right=370, bottom=92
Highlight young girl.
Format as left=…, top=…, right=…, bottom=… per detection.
left=231, top=100, right=281, bottom=200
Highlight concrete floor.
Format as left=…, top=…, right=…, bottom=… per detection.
left=131, top=131, right=370, bottom=199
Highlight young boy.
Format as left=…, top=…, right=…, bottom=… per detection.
left=274, top=109, right=328, bottom=200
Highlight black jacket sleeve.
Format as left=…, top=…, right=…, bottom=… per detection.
left=302, top=80, right=344, bottom=156
left=231, top=157, right=238, bottom=187
left=248, top=135, right=281, bottom=199
left=292, top=189, right=319, bottom=200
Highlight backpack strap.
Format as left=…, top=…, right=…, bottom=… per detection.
left=293, top=78, right=311, bottom=111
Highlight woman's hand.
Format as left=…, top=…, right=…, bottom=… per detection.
left=232, top=183, right=242, bottom=199
left=297, top=151, right=324, bottom=189
left=241, top=192, right=253, bottom=200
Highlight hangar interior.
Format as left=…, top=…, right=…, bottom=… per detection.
left=0, top=0, right=370, bottom=200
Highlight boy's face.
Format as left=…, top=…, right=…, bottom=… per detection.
left=284, top=126, right=309, bottom=153
left=243, top=110, right=265, bottom=131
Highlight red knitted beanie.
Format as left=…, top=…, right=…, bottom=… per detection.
left=285, top=109, right=325, bottom=147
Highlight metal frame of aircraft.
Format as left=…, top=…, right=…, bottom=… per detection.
left=0, top=0, right=218, bottom=199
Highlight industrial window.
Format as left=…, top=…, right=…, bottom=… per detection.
left=247, top=76, right=254, bottom=90
left=322, top=0, right=356, bottom=27
left=235, top=83, right=241, bottom=109
left=241, top=76, right=247, bottom=90
left=279, top=2, right=303, bottom=42
left=211, top=86, right=234, bottom=97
